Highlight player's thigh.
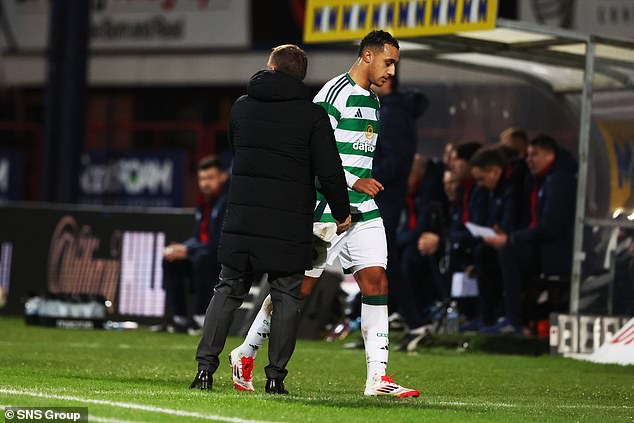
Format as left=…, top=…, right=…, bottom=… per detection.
left=343, top=219, right=387, bottom=270
left=354, top=266, right=388, bottom=296
left=343, top=219, right=388, bottom=295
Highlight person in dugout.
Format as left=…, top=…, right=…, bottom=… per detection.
left=156, top=156, right=229, bottom=335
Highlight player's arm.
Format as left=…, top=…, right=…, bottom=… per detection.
left=315, top=91, right=360, bottom=190
left=309, top=107, right=351, bottom=227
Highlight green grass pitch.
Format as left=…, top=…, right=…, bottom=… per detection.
left=0, top=317, right=632, bottom=422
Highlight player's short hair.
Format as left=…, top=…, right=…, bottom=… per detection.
left=269, top=44, right=308, bottom=81
left=454, top=141, right=483, bottom=162
left=470, top=147, right=505, bottom=170
left=529, top=134, right=558, bottom=154
left=198, top=156, right=224, bottom=172
left=358, top=30, right=400, bottom=57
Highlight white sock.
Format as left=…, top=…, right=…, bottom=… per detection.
left=239, top=294, right=273, bottom=358
left=361, top=296, right=389, bottom=385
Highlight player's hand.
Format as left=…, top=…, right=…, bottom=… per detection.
left=164, top=243, right=187, bottom=261
left=417, top=232, right=439, bottom=255
left=335, top=215, right=352, bottom=234
left=352, top=178, right=384, bottom=198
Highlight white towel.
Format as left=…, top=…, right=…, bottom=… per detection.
left=312, top=222, right=338, bottom=243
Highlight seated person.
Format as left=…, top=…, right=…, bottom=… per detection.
left=483, top=135, right=577, bottom=334
left=499, top=127, right=528, bottom=159
left=399, top=142, right=485, bottom=345
left=394, top=155, right=448, bottom=347
left=467, top=147, right=524, bottom=330
left=398, top=154, right=447, bottom=248
left=445, top=141, right=489, bottom=273
left=443, top=141, right=488, bottom=320
left=159, top=156, right=229, bottom=334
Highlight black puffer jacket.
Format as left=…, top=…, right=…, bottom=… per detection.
left=218, top=70, right=350, bottom=273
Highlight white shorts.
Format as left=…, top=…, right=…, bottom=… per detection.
left=305, top=218, right=387, bottom=278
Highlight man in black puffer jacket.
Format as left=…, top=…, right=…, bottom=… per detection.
left=191, top=45, right=351, bottom=392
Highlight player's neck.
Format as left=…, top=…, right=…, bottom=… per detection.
left=348, top=61, right=370, bottom=90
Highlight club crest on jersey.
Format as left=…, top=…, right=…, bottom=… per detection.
left=353, top=141, right=375, bottom=153
left=365, top=123, right=375, bottom=140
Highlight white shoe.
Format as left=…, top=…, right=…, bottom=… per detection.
left=229, top=347, right=255, bottom=391
left=192, top=314, right=205, bottom=328
left=364, top=374, right=420, bottom=397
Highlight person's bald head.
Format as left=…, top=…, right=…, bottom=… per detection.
left=499, top=127, right=528, bottom=158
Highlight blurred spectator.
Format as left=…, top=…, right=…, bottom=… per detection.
left=442, top=168, right=460, bottom=203
left=467, top=147, right=523, bottom=329
left=372, top=75, right=428, bottom=327
left=499, top=127, right=528, bottom=159
left=158, top=156, right=229, bottom=335
left=483, top=135, right=577, bottom=334
left=440, top=141, right=489, bottom=321
left=444, top=142, right=488, bottom=273
left=442, top=142, right=455, bottom=166
left=397, top=154, right=446, bottom=247
left=395, top=154, right=448, bottom=349
left=397, top=141, right=486, bottom=348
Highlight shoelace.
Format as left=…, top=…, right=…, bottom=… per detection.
left=241, top=356, right=255, bottom=381
left=381, top=374, right=396, bottom=384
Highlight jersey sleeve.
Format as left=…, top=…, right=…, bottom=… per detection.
left=313, top=81, right=344, bottom=131
left=314, top=78, right=359, bottom=188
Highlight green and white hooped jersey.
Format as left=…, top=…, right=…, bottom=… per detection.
left=314, top=73, right=381, bottom=223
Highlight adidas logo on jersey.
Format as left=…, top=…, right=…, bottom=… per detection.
left=352, top=141, right=375, bottom=153
left=355, top=108, right=363, bottom=118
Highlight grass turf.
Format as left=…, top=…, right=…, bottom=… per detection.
left=0, top=316, right=632, bottom=423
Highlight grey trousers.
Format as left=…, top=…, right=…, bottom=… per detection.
left=195, top=264, right=304, bottom=380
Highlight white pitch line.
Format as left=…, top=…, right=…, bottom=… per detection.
left=0, top=340, right=194, bottom=351
left=2, top=406, right=145, bottom=423
left=0, top=389, right=283, bottom=423
left=4, top=389, right=632, bottom=415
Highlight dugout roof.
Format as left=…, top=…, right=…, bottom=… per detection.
left=303, top=1, right=634, bottom=93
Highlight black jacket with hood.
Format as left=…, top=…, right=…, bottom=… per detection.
left=218, top=70, right=350, bottom=274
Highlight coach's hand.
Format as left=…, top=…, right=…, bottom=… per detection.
left=352, top=178, right=384, bottom=198
left=335, top=214, right=352, bottom=234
